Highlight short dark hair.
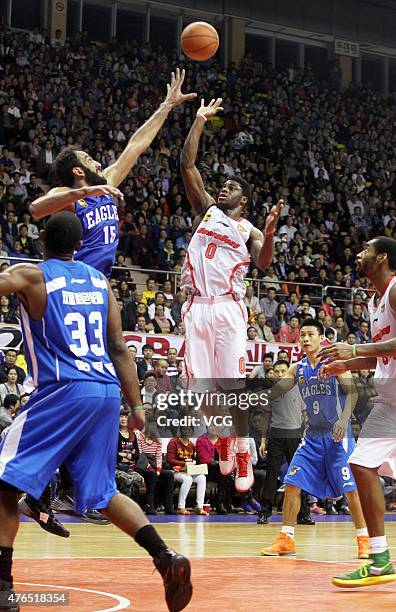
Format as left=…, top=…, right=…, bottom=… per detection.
left=142, top=343, right=153, bottom=351
left=4, top=394, right=19, bottom=409
left=44, top=211, right=82, bottom=254
left=264, top=352, right=274, bottom=360
left=53, top=145, right=82, bottom=187
left=300, top=318, right=324, bottom=335
left=5, top=349, right=17, bottom=356
left=372, top=237, right=396, bottom=271
left=228, top=176, right=252, bottom=205
left=273, top=359, right=290, bottom=369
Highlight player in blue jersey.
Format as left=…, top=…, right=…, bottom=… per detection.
left=29, top=68, right=196, bottom=277
left=0, top=212, right=192, bottom=612
left=259, top=318, right=369, bottom=560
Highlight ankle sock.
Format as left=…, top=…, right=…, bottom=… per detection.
left=0, top=547, right=13, bottom=584
left=356, top=528, right=368, bottom=537
left=281, top=525, right=295, bottom=538
left=134, top=525, right=167, bottom=558
left=369, top=535, right=388, bottom=554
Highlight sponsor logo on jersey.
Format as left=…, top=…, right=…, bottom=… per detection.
left=197, top=227, right=239, bottom=249
left=203, top=212, right=212, bottom=222
left=237, top=224, right=247, bottom=232
left=288, top=466, right=300, bottom=476
left=77, top=199, right=88, bottom=207
left=298, top=375, right=305, bottom=385
left=343, top=481, right=355, bottom=487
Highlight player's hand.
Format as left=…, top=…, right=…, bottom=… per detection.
left=332, top=418, right=348, bottom=443
left=79, top=185, right=124, bottom=200
left=164, top=68, right=197, bottom=108
left=264, top=200, right=284, bottom=236
left=319, top=361, right=347, bottom=379
left=259, top=441, right=266, bottom=459
left=196, top=98, right=224, bottom=121
left=318, top=342, right=354, bottom=364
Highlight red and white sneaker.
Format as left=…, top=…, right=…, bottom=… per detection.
left=235, top=451, right=254, bottom=493
left=215, top=437, right=236, bottom=476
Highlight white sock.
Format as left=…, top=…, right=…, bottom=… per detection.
left=281, top=525, right=295, bottom=538
left=356, top=528, right=368, bottom=537
left=369, top=535, right=388, bottom=554
left=236, top=437, right=249, bottom=453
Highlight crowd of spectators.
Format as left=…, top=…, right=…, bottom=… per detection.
left=0, top=22, right=395, bottom=512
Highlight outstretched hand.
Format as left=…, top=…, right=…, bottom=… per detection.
left=196, top=98, right=224, bottom=121
left=264, top=199, right=284, bottom=235
left=318, top=343, right=354, bottom=364
left=164, top=68, right=197, bottom=108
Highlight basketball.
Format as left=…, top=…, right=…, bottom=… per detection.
left=181, top=22, right=219, bottom=61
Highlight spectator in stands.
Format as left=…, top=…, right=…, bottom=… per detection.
left=275, top=314, right=300, bottom=344
left=137, top=343, right=154, bottom=381
left=171, top=290, right=187, bottom=326
left=154, top=359, right=172, bottom=393
left=253, top=312, right=275, bottom=342
left=272, top=303, right=289, bottom=335
left=0, top=367, right=23, bottom=405
left=141, top=372, right=157, bottom=404
left=259, top=288, right=279, bottom=326
left=141, top=278, right=156, bottom=305
left=0, top=295, right=18, bottom=324
left=0, top=349, right=25, bottom=384
left=116, top=410, right=144, bottom=504
left=151, top=304, right=174, bottom=334
left=247, top=326, right=258, bottom=341
left=166, top=348, right=179, bottom=387
left=249, top=353, right=274, bottom=380
left=244, top=284, right=261, bottom=317
left=355, top=320, right=371, bottom=344
left=196, top=426, right=233, bottom=514
left=166, top=427, right=208, bottom=515
left=0, top=394, right=20, bottom=434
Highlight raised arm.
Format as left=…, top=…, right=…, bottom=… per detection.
left=106, top=283, right=144, bottom=429
left=104, top=68, right=196, bottom=187
left=30, top=185, right=123, bottom=220
left=249, top=201, right=284, bottom=270
left=180, top=98, right=223, bottom=215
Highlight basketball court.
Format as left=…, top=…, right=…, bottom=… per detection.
left=15, top=513, right=396, bottom=611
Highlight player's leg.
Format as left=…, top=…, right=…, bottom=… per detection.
left=325, top=434, right=368, bottom=559
left=67, top=387, right=192, bottom=612
left=215, top=298, right=252, bottom=491
left=260, top=436, right=327, bottom=556
left=0, top=482, right=20, bottom=611
left=285, top=436, right=315, bottom=525
left=332, top=434, right=396, bottom=588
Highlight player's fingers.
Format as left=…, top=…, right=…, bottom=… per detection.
left=201, top=98, right=205, bottom=107
left=183, top=93, right=197, bottom=101
left=180, top=68, right=185, bottom=82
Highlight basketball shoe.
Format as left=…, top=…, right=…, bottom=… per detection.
left=259, top=532, right=296, bottom=556
left=235, top=451, right=254, bottom=493
left=0, top=579, right=20, bottom=611
left=19, top=488, right=70, bottom=538
left=333, top=552, right=396, bottom=588
left=357, top=535, right=369, bottom=559
left=153, top=548, right=193, bottom=611
left=52, top=492, right=110, bottom=524
left=215, top=437, right=235, bottom=476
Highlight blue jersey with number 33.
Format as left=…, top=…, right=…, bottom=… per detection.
left=74, top=194, right=119, bottom=278
left=295, top=356, right=347, bottom=431
left=20, top=259, right=119, bottom=387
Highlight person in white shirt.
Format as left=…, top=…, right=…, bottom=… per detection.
left=244, top=284, right=261, bottom=315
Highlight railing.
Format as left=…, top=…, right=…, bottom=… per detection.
left=0, top=256, right=369, bottom=307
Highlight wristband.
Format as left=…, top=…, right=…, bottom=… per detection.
left=132, top=405, right=145, bottom=411
left=351, top=345, right=357, bottom=358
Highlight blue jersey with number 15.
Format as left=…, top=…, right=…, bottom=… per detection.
left=20, top=258, right=119, bottom=388
left=295, top=356, right=347, bottom=431
left=74, top=194, right=119, bottom=278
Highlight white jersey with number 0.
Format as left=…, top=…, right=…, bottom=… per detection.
left=180, top=205, right=253, bottom=299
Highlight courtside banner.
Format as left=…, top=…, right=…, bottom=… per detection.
left=0, top=324, right=303, bottom=367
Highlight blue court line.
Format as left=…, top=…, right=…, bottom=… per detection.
left=19, top=513, right=396, bottom=524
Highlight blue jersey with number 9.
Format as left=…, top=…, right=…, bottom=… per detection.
left=20, top=259, right=119, bottom=387
left=295, top=356, right=347, bottom=431
left=74, top=194, right=119, bottom=278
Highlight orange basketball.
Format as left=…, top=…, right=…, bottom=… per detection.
left=181, top=22, right=219, bottom=62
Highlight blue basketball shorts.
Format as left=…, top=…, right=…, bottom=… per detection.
left=283, top=432, right=357, bottom=498
left=0, top=380, right=121, bottom=513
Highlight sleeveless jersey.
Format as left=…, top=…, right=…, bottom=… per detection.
left=368, top=275, right=396, bottom=406
left=74, top=194, right=119, bottom=278
left=296, top=356, right=347, bottom=431
left=180, top=205, right=253, bottom=299
left=20, top=259, right=118, bottom=387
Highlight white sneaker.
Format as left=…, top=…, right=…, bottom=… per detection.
left=215, top=437, right=236, bottom=476
left=235, top=451, right=254, bottom=493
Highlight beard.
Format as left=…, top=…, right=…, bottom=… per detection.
left=81, top=163, right=107, bottom=186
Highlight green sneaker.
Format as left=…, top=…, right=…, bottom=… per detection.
left=333, top=560, right=396, bottom=588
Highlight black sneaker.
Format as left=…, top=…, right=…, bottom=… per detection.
left=52, top=493, right=110, bottom=524
left=154, top=548, right=192, bottom=612
left=257, top=513, right=269, bottom=525
left=0, top=579, right=20, bottom=611
left=19, top=494, right=70, bottom=538
left=80, top=509, right=110, bottom=525
left=297, top=514, right=315, bottom=525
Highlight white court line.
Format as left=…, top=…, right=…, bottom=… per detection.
left=15, top=582, right=131, bottom=612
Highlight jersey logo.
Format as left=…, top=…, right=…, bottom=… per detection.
left=288, top=466, right=301, bottom=476
left=203, top=212, right=212, bottom=222
left=343, top=481, right=354, bottom=487
left=298, top=375, right=305, bottom=385
left=77, top=199, right=88, bottom=207
left=71, top=278, right=87, bottom=285
left=237, top=224, right=247, bottom=232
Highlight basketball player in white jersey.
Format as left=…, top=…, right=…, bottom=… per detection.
left=320, top=236, right=396, bottom=588
left=180, top=98, right=283, bottom=492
